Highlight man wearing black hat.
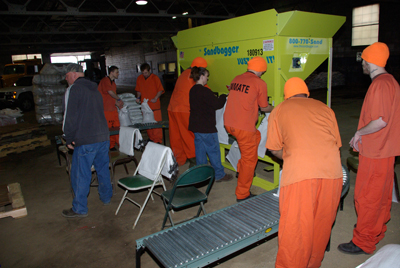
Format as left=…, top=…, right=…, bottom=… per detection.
left=62, top=64, right=112, bottom=218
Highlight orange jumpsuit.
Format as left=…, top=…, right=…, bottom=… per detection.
left=135, top=73, right=165, bottom=144
left=98, top=76, right=119, bottom=149
left=168, top=69, right=196, bottom=165
left=352, top=73, right=400, bottom=254
left=266, top=97, right=343, bottom=268
left=224, top=71, right=269, bottom=199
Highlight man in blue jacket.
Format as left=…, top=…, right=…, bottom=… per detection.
left=62, top=64, right=112, bottom=218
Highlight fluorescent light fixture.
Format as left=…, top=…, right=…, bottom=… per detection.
left=182, top=12, right=188, bottom=15
left=136, top=0, right=147, bottom=5
left=172, top=16, right=177, bottom=19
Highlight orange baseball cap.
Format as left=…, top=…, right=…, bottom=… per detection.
left=284, top=77, right=310, bottom=100
left=247, top=56, right=267, bottom=72
left=361, top=42, right=389, bottom=67
left=191, top=57, right=207, bottom=68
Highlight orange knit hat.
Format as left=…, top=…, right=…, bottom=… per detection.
left=247, top=56, right=267, bottom=72
left=191, top=57, right=207, bottom=68
left=361, top=42, right=389, bottom=67
left=284, top=77, right=310, bottom=100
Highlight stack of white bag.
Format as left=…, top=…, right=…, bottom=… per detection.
left=118, top=93, right=143, bottom=124
left=33, top=63, right=67, bottom=125
left=0, top=108, right=23, bottom=126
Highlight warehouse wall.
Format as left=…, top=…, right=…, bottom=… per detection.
left=330, top=2, right=400, bottom=85
left=104, top=44, right=176, bottom=89
left=104, top=43, right=144, bottom=87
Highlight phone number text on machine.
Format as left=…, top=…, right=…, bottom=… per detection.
left=288, top=39, right=323, bottom=45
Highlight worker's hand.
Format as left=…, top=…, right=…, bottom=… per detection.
left=150, top=97, right=157, bottom=103
left=349, top=131, right=361, bottom=152
left=116, top=99, right=124, bottom=109
left=67, top=142, right=75, bottom=150
left=135, top=98, right=141, bottom=104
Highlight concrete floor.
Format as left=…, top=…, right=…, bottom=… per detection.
left=0, top=86, right=399, bottom=268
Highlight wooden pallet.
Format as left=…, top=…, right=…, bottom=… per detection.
left=0, top=183, right=28, bottom=219
left=0, top=122, right=51, bottom=157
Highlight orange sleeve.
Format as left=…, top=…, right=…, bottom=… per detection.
left=135, top=75, right=143, bottom=93
left=265, top=107, right=283, bottom=150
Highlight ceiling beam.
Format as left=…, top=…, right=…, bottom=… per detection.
left=0, top=30, right=177, bottom=35
left=0, top=10, right=232, bottom=19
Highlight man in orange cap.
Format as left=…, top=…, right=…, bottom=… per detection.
left=338, top=42, right=400, bottom=255
left=135, top=63, right=165, bottom=143
left=168, top=57, right=208, bottom=166
left=266, top=77, right=343, bottom=268
left=98, top=66, right=123, bottom=150
left=224, top=56, right=273, bottom=202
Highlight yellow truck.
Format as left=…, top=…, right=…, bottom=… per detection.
left=1, top=59, right=42, bottom=88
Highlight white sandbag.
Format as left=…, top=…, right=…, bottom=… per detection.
left=40, top=63, right=65, bottom=75
left=35, top=105, right=51, bottom=115
left=36, top=113, right=63, bottom=125
left=130, top=119, right=143, bottom=124
left=0, top=108, right=23, bottom=118
left=0, top=115, right=17, bottom=126
left=53, top=105, right=63, bottom=114
left=33, top=94, right=64, bottom=106
left=118, top=106, right=132, bottom=127
left=226, top=141, right=241, bottom=171
left=129, top=114, right=143, bottom=119
left=33, top=74, right=65, bottom=86
left=257, top=114, right=269, bottom=158
left=141, top=98, right=156, bottom=123
left=129, top=111, right=143, bottom=116
left=118, top=93, right=136, bottom=99
left=273, top=170, right=282, bottom=198
left=124, top=100, right=139, bottom=108
left=216, top=102, right=229, bottom=145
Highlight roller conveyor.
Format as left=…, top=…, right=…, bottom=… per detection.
left=136, top=189, right=280, bottom=268
left=136, top=166, right=349, bottom=268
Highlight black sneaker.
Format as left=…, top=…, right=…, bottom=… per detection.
left=216, top=174, right=233, bottom=183
left=110, top=147, right=118, bottom=152
left=237, top=193, right=257, bottom=202
left=337, top=241, right=369, bottom=255
left=62, top=208, right=88, bottom=218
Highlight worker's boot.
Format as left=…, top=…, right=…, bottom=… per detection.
left=188, top=158, right=196, bottom=168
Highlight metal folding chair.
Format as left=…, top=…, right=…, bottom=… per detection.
left=161, top=164, right=215, bottom=229
left=115, top=142, right=170, bottom=229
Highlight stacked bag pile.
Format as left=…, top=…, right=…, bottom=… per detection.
left=33, top=64, right=67, bottom=125
left=117, top=93, right=143, bottom=126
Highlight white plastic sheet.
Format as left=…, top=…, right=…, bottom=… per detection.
left=356, top=244, right=400, bottom=268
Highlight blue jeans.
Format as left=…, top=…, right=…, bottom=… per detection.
left=194, top=132, right=226, bottom=180
left=70, top=141, right=112, bottom=214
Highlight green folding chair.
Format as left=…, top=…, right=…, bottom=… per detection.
left=115, top=142, right=170, bottom=230
left=161, top=165, right=215, bottom=230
